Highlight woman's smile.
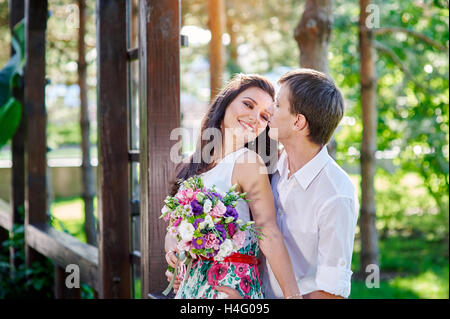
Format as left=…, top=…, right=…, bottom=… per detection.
left=238, top=119, right=256, bottom=132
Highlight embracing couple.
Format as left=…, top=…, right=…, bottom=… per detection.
left=164, top=68, right=359, bottom=299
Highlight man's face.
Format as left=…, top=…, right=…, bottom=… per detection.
left=268, top=83, right=296, bottom=141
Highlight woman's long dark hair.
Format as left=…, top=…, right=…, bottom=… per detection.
left=170, top=74, right=277, bottom=195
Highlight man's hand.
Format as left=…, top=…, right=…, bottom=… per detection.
left=303, top=290, right=343, bottom=299
left=215, top=285, right=243, bottom=299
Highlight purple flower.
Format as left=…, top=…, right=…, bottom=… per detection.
left=225, top=206, right=238, bottom=221
left=210, top=192, right=223, bottom=199
left=192, top=236, right=206, bottom=249
left=193, top=218, right=204, bottom=230
left=215, top=224, right=227, bottom=243
left=191, top=199, right=203, bottom=216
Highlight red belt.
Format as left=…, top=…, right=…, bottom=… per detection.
left=200, top=252, right=260, bottom=265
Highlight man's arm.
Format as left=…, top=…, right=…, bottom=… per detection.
left=303, top=290, right=344, bottom=299
left=314, top=196, right=358, bottom=299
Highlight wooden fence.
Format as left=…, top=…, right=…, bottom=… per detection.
left=0, top=0, right=182, bottom=299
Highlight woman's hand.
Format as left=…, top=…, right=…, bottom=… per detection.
left=165, top=268, right=182, bottom=293
left=165, top=250, right=179, bottom=269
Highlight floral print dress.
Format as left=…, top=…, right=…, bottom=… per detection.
left=176, top=240, right=263, bottom=299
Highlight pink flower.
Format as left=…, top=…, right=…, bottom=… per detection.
left=173, top=217, right=182, bottom=227
left=207, top=263, right=229, bottom=286
left=239, top=275, right=252, bottom=294
left=210, top=201, right=226, bottom=218
left=186, top=188, right=197, bottom=200
left=175, top=189, right=198, bottom=206
left=161, top=206, right=171, bottom=221
left=232, top=230, right=245, bottom=249
left=205, top=234, right=220, bottom=250
left=234, top=263, right=249, bottom=278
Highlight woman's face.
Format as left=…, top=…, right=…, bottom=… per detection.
left=221, top=87, right=274, bottom=145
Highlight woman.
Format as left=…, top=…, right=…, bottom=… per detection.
left=165, top=74, right=301, bottom=299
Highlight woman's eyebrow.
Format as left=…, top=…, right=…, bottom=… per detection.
left=242, top=96, right=258, bottom=105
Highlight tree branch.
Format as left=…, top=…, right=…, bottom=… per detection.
left=373, top=40, right=432, bottom=93
left=373, top=27, right=448, bottom=53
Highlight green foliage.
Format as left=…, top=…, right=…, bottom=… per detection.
left=332, top=0, right=449, bottom=224
left=0, top=19, right=25, bottom=149
left=0, top=222, right=54, bottom=298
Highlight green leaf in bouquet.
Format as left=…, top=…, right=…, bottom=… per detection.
left=193, top=230, right=202, bottom=238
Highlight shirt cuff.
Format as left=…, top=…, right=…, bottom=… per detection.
left=315, top=264, right=353, bottom=298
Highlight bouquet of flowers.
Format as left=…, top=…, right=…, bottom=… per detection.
left=160, top=176, right=262, bottom=295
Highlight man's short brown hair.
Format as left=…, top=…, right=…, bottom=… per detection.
left=278, top=68, right=344, bottom=147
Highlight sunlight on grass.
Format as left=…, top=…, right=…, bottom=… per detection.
left=50, top=196, right=98, bottom=244
left=390, top=268, right=449, bottom=299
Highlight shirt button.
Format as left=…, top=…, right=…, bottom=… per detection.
left=339, top=259, right=346, bottom=267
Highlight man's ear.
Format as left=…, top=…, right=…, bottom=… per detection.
left=293, top=113, right=308, bottom=132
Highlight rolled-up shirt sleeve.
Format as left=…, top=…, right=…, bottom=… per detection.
left=315, top=195, right=358, bottom=298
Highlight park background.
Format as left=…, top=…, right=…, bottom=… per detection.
left=0, top=0, right=448, bottom=298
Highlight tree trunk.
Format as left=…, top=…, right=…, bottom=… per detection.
left=294, top=0, right=337, bottom=158
left=208, top=0, right=226, bottom=101
left=359, top=0, right=379, bottom=272
left=78, top=0, right=96, bottom=246
left=226, top=15, right=240, bottom=73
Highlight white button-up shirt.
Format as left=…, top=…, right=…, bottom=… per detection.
left=261, top=147, right=359, bottom=298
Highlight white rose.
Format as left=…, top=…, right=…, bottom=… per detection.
left=215, top=239, right=234, bottom=261
left=199, top=215, right=214, bottom=230
left=178, top=220, right=195, bottom=242
left=203, top=199, right=212, bottom=213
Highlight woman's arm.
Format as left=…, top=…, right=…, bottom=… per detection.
left=233, top=151, right=301, bottom=299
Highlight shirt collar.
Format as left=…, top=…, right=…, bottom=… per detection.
left=277, top=147, right=331, bottom=190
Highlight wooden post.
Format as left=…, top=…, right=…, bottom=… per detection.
left=78, top=0, right=97, bottom=247
left=55, top=266, right=81, bottom=299
left=24, top=0, right=48, bottom=269
left=139, top=0, right=181, bottom=298
left=7, top=0, right=25, bottom=278
left=96, top=0, right=131, bottom=298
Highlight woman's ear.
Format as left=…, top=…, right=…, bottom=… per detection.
left=293, top=113, right=308, bottom=132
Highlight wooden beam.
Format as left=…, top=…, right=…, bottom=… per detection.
left=0, top=199, right=12, bottom=231
left=26, top=223, right=99, bottom=290
left=24, top=0, right=48, bottom=268
left=9, top=0, right=26, bottom=272
left=139, top=0, right=181, bottom=298
left=96, top=0, right=131, bottom=298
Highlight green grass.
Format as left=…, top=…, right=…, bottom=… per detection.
left=350, top=236, right=449, bottom=299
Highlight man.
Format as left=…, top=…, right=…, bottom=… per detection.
left=261, top=68, right=359, bottom=299
left=166, top=69, right=359, bottom=299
